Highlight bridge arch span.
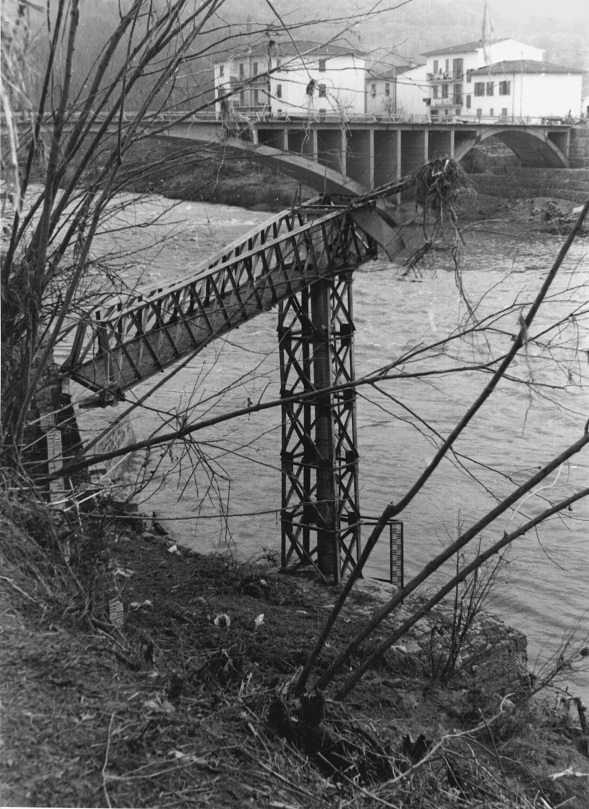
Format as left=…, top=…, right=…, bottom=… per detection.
left=454, top=126, right=569, bottom=168
left=154, top=132, right=370, bottom=196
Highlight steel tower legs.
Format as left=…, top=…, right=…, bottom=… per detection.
left=278, top=270, right=361, bottom=583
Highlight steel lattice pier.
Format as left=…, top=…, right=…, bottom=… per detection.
left=278, top=272, right=361, bottom=582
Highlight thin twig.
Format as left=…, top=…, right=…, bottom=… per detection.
left=0, top=575, right=38, bottom=603
left=302, top=199, right=589, bottom=695
left=102, top=712, right=115, bottom=809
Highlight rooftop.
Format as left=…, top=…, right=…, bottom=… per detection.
left=215, top=39, right=365, bottom=63
left=470, top=59, right=584, bottom=76
left=421, top=38, right=510, bottom=57
left=366, top=64, right=424, bottom=81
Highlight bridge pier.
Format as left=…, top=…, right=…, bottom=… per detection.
left=22, top=370, right=89, bottom=501
left=346, top=129, right=374, bottom=189
left=428, top=130, right=454, bottom=160
left=278, top=271, right=361, bottom=583
left=287, top=128, right=316, bottom=161
left=317, top=128, right=345, bottom=176
left=374, top=129, right=400, bottom=185
left=401, top=130, right=428, bottom=176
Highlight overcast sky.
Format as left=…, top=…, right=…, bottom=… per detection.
left=445, top=0, right=587, bottom=36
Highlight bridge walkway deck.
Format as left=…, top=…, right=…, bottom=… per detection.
left=62, top=173, right=414, bottom=402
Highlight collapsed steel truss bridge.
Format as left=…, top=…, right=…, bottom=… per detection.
left=57, top=172, right=416, bottom=581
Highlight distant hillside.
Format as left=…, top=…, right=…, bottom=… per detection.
left=219, top=0, right=588, bottom=74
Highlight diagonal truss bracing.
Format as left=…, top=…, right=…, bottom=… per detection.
left=64, top=202, right=377, bottom=399
left=278, top=272, right=361, bottom=583
left=58, top=172, right=418, bottom=578
left=62, top=171, right=415, bottom=400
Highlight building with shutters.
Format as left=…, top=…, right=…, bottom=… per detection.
left=213, top=40, right=366, bottom=119
left=365, top=63, right=429, bottom=119
left=467, top=60, right=584, bottom=121
left=421, top=38, right=544, bottom=120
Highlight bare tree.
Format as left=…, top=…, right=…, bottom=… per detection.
left=2, top=1, right=587, bottom=709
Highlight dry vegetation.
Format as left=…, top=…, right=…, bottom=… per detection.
left=1, top=495, right=588, bottom=809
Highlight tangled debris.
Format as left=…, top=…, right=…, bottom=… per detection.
left=404, top=157, right=471, bottom=276
left=414, top=157, right=471, bottom=222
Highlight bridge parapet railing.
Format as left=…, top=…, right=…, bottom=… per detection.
left=433, top=114, right=577, bottom=126
left=184, top=111, right=575, bottom=127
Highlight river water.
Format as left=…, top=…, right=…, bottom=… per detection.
left=75, top=195, right=589, bottom=698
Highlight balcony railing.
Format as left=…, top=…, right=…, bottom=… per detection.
left=431, top=98, right=461, bottom=108
left=427, top=72, right=457, bottom=82
left=228, top=75, right=267, bottom=86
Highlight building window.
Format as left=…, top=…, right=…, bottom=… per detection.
left=489, top=107, right=494, bottom=116
left=385, top=82, right=390, bottom=96
left=253, top=62, right=258, bottom=76
left=476, top=108, right=482, bottom=117
left=445, top=59, right=449, bottom=74
left=432, top=85, right=439, bottom=99
left=466, top=69, right=472, bottom=83
left=318, top=59, right=326, bottom=72
left=433, top=59, right=438, bottom=73
left=239, top=91, right=245, bottom=105
left=453, top=57, right=463, bottom=79
left=276, top=84, right=282, bottom=99
left=499, top=80, right=511, bottom=95
left=239, top=63, right=244, bottom=78
left=219, top=65, right=224, bottom=77
left=441, top=83, right=448, bottom=98
left=431, top=108, right=439, bottom=117
left=319, top=83, right=327, bottom=98
left=453, top=84, right=462, bottom=104
left=474, top=82, right=485, bottom=96
left=486, top=81, right=494, bottom=96
left=253, top=89, right=259, bottom=105
left=466, top=94, right=471, bottom=109
left=501, top=107, right=508, bottom=117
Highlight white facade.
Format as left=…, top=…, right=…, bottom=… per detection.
left=422, top=38, right=544, bottom=120
left=214, top=42, right=366, bottom=119
left=365, top=65, right=429, bottom=119
left=468, top=62, right=584, bottom=121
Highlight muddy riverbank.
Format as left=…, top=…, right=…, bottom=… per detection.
left=1, top=500, right=588, bottom=808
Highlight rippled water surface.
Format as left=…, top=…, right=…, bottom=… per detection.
left=75, top=197, right=589, bottom=698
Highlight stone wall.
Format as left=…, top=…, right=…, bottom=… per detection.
left=469, top=167, right=589, bottom=204
left=570, top=127, right=589, bottom=168
left=350, top=579, right=531, bottom=703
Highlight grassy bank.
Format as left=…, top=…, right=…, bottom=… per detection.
left=1, top=496, right=588, bottom=809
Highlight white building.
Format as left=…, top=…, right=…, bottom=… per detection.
left=365, top=64, right=429, bottom=119
left=214, top=40, right=366, bottom=119
left=468, top=60, right=584, bottom=121
left=421, top=38, right=544, bottom=120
